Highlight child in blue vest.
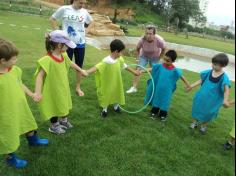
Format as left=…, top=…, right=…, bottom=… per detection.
left=144, top=50, right=190, bottom=121
left=187, top=53, right=231, bottom=134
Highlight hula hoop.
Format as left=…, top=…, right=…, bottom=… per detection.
left=119, top=64, right=155, bottom=114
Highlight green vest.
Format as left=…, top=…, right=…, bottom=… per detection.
left=35, top=53, right=72, bottom=121
left=95, top=56, right=125, bottom=108
left=0, top=66, right=37, bottom=155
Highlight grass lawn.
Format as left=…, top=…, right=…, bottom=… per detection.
left=127, top=25, right=235, bottom=55
left=0, top=11, right=235, bottom=176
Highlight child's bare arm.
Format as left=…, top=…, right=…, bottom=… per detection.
left=140, top=67, right=152, bottom=73
left=22, top=84, right=34, bottom=98
left=86, top=66, right=97, bottom=75
left=186, top=79, right=202, bottom=92
left=34, top=69, right=45, bottom=102
left=180, top=76, right=191, bottom=88
left=223, top=85, right=230, bottom=108
left=125, top=67, right=141, bottom=76
left=70, top=62, right=88, bottom=77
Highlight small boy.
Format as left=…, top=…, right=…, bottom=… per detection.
left=0, top=38, right=48, bottom=168
left=144, top=50, right=190, bottom=121
left=187, top=53, right=231, bottom=134
left=86, top=39, right=140, bottom=117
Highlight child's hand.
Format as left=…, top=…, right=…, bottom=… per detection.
left=134, top=70, right=141, bottom=76
left=229, top=100, right=235, bottom=105
left=81, top=69, right=88, bottom=77
left=223, top=100, right=230, bottom=108
left=186, top=85, right=192, bottom=92
left=33, top=93, right=42, bottom=102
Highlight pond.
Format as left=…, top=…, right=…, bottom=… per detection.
left=175, top=56, right=235, bottom=81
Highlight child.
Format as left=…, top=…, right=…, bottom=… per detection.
left=86, top=39, right=140, bottom=117
left=144, top=50, right=190, bottom=121
left=187, top=53, right=231, bottom=134
left=34, top=30, right=88, bottom=134
left=0, top=38, right=48, bottom=168
left=223, top=100, right=235, bottom=150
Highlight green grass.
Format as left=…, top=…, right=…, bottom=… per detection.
left=0, top=1, right=55, bottom=17
left=127, top=25, right=235, bottom=55
left=0, top=11, right=235, bottom=176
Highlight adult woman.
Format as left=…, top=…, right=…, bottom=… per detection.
left=49, top=0, right=93, bottom=96
left=126, top=25, right=165, bottom=94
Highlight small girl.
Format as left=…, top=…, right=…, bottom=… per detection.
left=0, top=38, right=48, bottom=168
left=34, top=30, right=88, bottom=134
left=187, top=53, right=231, bottom=134
left=144, top=50, right=190, bottom=121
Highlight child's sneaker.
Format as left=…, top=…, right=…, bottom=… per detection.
left=126, top=86, right=137, bottom=94
left=224, top=141, right=233, bottom=150
left=101, top=110, right=107, bottom=118
left=189, top=122, right=198, bottom=129
left=199, top=126, right=207, bottom=135
left=49, top=123, right=66, bottom=134
left=6, top=153, right=27, bottom=169
left=149, top=113, right=157, bottom=120
left=160, top=116, right=167, bottom=122
left=114, top=106, right=121, bottom=113
left=59, top=119, right=73, bottom=129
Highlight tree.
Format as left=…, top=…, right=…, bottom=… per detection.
left=161, top=0, right=174, bottom=31
left=170, top=0, right=201, bottom=28
left=192, top=11, right=207, bottom=28
left=147, top=0, right=205, bottom=29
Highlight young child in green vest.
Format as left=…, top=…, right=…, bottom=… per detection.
left=86, top=39, right=140, bottom=117
left=0, top=38, right=48, bottom=168
left=34, top=30, right=88, bottom=134
left=224, top=100, right=235, bottom=150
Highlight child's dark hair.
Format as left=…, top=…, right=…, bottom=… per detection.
left=0, top=38, right=19, bottom=61
left=45, top=34, right=59, bottom=53
left=212, top=53, right=229, bottom=67
left=110, top=39, right=125, bottom=53
left=165, top=50, right=177, bottom=62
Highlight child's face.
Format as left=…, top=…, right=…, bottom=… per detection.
left=163, top=56, right=173, bottom=66
left=212, top=63, right=223, bottom=72
left=114, top=50, right=123, bottom=59
left=60, top=44, right=68, bottom=52
left=0, top=56, right=17, bottom=68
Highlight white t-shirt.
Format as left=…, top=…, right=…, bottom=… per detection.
left=52, top=5, right=93, bottom=47
left=103, top=56, right=128, bottom=69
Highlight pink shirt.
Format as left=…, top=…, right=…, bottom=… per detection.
left=137, top=36, right=165, bottom=59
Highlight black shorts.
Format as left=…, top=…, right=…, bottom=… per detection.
left=66, top=47, right=85, bottom=68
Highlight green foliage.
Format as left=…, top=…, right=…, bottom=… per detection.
left=184, top=25, right=235, bottom=40
left=0, top=1, right=55, bottom=16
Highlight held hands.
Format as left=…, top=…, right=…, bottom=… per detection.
left=81, top=69, right=89, bottom=77
left=32, top=93, right=42, bottom=102
left=186, top=85, right=193, bottom=92
left=134, top=70, right=142, bottom=76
